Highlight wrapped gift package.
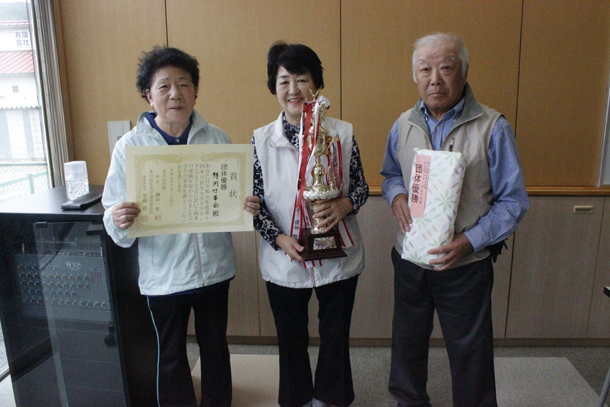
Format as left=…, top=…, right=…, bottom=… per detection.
left=401, top=148, right=466, bottom=266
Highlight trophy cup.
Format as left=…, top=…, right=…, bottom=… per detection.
left=298, top=93, right=347, bottom=261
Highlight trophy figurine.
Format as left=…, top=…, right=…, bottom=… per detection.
left=298, top=92, right=347, bottom=261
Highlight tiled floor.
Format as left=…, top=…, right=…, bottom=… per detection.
left=192, top=354, right=280, bottom=407
left=0, top=346, right=608, bottom=407
left=190, top=354, right=607, bottom=407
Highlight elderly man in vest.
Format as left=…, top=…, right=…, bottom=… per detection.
left=381, top=33, right=529, bottom=407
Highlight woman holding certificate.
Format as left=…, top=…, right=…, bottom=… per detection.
left=252, top=42, right=369, bottom=407
left=102, top=46, right=259, bottom=407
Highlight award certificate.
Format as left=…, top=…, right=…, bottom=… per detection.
left=125, top=144, right=253, bottom=238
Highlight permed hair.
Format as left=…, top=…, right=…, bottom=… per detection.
left=136, top=46, right=200, bottom=99
left=412, top=33, right=469, bottom=83
left=266, top=41, right=324, bottom=95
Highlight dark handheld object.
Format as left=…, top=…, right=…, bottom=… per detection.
left=61, top=191, right=102, bottom=210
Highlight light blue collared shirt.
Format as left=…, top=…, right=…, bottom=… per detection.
left=380, top=97, right=529, bottom=253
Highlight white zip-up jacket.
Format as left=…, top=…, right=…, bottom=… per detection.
left=253, top=112, right=365, bottom=288
left=102, top=110, right=237, bottom=296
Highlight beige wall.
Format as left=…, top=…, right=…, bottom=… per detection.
left=57, top=0, right=166, bottom=184
left=165, top=0, right=341, bottom=146
left=516, top=1, right=610, bottom=187
left=53, top=1, right=610, bottom=341
left=342, top=0, right=522, bottom=187
left=56, top=0, right=610, bottom=190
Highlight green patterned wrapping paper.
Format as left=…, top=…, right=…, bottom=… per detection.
left=401, top=148, right=466, bottom=266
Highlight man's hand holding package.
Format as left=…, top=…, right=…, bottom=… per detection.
left=428, top=233, right=474, bottom=271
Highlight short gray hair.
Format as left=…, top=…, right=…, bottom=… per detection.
left=412, top=33, right=469, bottom=83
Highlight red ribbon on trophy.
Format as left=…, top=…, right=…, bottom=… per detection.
left=289, top=93, right=350, bottom=266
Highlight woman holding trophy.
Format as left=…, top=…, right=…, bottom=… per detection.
left=252, top=41, right=369, bottom=407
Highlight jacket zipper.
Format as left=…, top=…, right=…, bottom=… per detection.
left=193, top=234, right=205, bottom=286
left=410, top=111, right=481, bottom=152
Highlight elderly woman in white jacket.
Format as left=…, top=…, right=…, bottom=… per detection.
left=252, top=41, right=368, bottom=407
left=103, top=46, right=259, bottom=407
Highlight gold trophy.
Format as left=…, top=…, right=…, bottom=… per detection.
left=299, top=93, right=347, bottom=261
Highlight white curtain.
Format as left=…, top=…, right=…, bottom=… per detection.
left=29, top=0, right=69, bottom=187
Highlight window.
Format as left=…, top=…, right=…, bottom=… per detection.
left=14, top=30, right=30, bottom=48
left=0, top=5, right=50, bottom=204
left=0, top=0, right=69, bottom=205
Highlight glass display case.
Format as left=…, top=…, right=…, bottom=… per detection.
left=0, top=186, right=156, bottom=407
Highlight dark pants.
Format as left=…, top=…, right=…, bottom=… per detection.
left=147, top=282, right=232, bottom=407
left=389, top=248, right=497, bottom=407
left=266, top=275, right=359, bottom=407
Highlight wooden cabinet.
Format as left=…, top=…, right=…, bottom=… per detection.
left=429, top=235, right=513, bottom=340
left=254, top=197, right=398, bottom=340
left=506, top=196, right=604, bottom=338
left=587, top=198, right=610, bottom=338
left=491, top=235, right=514, bottom=338
left=216, top=196, right=610, bottom=343
left=227, top=231, right=260, bottom=336
left=188, top=231, right=261, bottom=337
left=349, top=199, right=397, bottom=339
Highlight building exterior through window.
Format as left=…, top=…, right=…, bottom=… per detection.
left=0, top=1, right=50, bottom=205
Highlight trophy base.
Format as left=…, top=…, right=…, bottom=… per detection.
left=300, top=228, right=347, bottom=261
